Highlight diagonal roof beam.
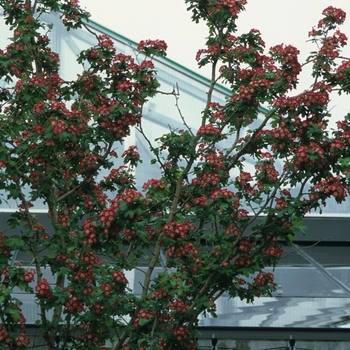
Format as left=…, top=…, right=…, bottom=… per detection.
left=293, top=243, right=350, bottom=296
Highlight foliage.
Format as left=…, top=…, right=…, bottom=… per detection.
left=0, top=0, right=350, bottom=349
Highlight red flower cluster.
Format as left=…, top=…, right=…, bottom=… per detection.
left=142, top=178, right=166, bottom=191
left=0, top=231, right=10, bottom=256
left=207, top=0, right=247, bottom=17
left=58, top=214, right=70, bottom=228
left=320, top=6, right=346, bottom=26
left=210, top=188, right=237, bottom=201
left=81, top=331, right=99, bottom=345
left=98, top=34, right=115, bottom=51
left=32, top=102, right=45, bottom=115
left=254, top=271, right=274, bottom=286
left=0, top=325, right=8, bottom=342
left=79, top=153, right=101, bottom=172
left=35, top=278, right=55, bottom=299
left=150, top=288, right=169, bottom=300
left=122, top=145, right=140, bottom=159
left=335, top=60, right=350, bottom=80
left=319, top=30, right=347, bottom=60
left=162, top=221, right=195, bottom=240
left=116, top=80, right=134, bottom=91
left=255, top=161, right=279, bottom=183
left=74, top=269, right=93, bottom=284
left=140, top=60, right=155, bottom=69
left=170, top=299, right=190, bottom=314
left=80, top=286, right=93, bottom=298
left=234, top=255, right=252, bottom=267
left=111, top=271, right=128, bottom=284
left=33, top=125, right=45, bottom=134
left=192, top=171, right=221, bottom=187
left=82, top=218, right=98, bottom=246
left=98, top=113, right=140, bottom=140
left=206, top=102, right=226, bottom=122
left=193, top=195, right=209, bottom=207
left=102, top=166, right=135, bottom=188
left=15, top=331, right=30, bottom=348
left=28, top=155, right=45, bottom=166
left=23, top=269, right=36, bottom=283
left=100, top=283, right=113, bottom=297
left=50, top=119, right=66, bottom=135
left=239, top=85, right=255, bottom=100
left=225, top=224, right=241, bottom=236
left=275, top=198, right=288, bottom=210
left=123, top=228, right=137, bottom=241
left=312, top=175, right=347, bottom=201
left=98, top=208, right=115, bottom=229
left=172, top=325, right=189, bottom=342
left=273, top=95, right=301, bottom=111
left=236, top=171, right=252, bottom=186
left=134, top=309, right=157, bottom=328
left=92, top=302, right=103, bottom=315
left=81, top=250, right=100, bottom=269
left=302, top=90, right=329, bottom=107
left=268, top=126, right=292, bottom=143
left=28, top=76, right=45, bottom=87
left=65, top=294, right=84, bottom=313
left=294, top=143, right=325, bottom=170
left=202, top=152, right=225, bottom=170
left=196, top=44, right=221, bottom=61
left=167, top=242, right=199, bottom=259
left=197, top=124, right=221, bottom=136
left=270, top=44, right=301, bottom=85
left=264, top=246, right=283, bottom=258
left=137, top=39, right=168, bottom=53
left=110, top=189, right=144, bottom=208
left=237, top=239, right=254, bottom=253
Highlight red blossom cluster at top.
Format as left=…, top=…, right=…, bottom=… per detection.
left=137, top=39, right=168, bottom=53
left=207, top=0, right=247, bottom=17
left=320, top=6, right=346, bottom=26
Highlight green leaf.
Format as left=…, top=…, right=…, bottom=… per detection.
left=8, top=307, right=21, bottom=322
left=4, top=236, right=25, bottom=249
left=138, top=318, right=150, bottom=327
left=17, top=281, right=27, bottom=291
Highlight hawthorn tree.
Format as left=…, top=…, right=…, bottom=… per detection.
left=0, top=0, right=350, bottom=349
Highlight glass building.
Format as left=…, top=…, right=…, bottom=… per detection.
left=1, top=10, right=350, bottom=350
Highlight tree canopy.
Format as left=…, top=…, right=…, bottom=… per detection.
left=0, top=1, right=350, bottom=349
